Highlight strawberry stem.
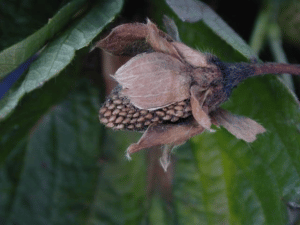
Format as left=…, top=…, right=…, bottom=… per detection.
left=252, top=63, right=300, bottom=77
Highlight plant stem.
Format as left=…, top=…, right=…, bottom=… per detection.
left=252, top=63, right=300, bottom=77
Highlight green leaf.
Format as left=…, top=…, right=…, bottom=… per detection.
left=0, top=81, right=103, bottom=224
left=0, top=0, right=87, bottom=79
left=148, top=194, right=170, bottom=224
left=173, top=143, right=232, bottom=224
left=0, top=0, right=123, bottom=121
left=87, top=130, right=147, bottom=224
left=0, top=84, right=147, bottom=225
left=0, top=0, right=73, bottom=51
left=0, top=51, right=81, bottom=165
left=152, top=1, right=246, bottom=62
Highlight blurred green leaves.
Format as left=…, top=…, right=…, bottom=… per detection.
left=1, top=0, right=300, bottom=224
left=1, top=82, right=103, bottom=225
left=0, top=0, right=70, bottom=51
left=0, top=0, right=86, bottom=79
left=0, top=0, right=123, bottom=121
left=166, top=0, right=256, bottom=59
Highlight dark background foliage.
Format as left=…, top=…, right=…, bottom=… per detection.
left=1, top=0, right=300, bottom=224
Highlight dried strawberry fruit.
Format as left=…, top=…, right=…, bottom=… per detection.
left=97, top=19, right=300, bottom=170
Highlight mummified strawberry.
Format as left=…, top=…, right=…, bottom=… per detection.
left=99, top=85, right=192, bottom=131
left=97, top=19, right=300, bottom=168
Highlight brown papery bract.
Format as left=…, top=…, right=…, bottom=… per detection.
left=115, top=52, right=191, bottom=109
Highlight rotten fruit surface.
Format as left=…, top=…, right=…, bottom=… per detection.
left=97, top=19, right=300, bottom=169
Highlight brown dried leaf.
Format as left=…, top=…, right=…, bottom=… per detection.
left=96, top=23, right=151, bottom=56
left=190, top=85, right=212, bottom=129
left=211, top=108, right=266, bottom=142
left=126, top=118, right=204, bottom=156
left=172, top=42, right=208, bottom=67
left=115, top=52, right=191, bottom=109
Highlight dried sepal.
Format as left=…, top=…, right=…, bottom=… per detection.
left=190, top=85, right=211, bottom=129
left=96, top=20, right=175, bottom=57
left=146, top=19, right=182, bottom=60
left=211, top=108, right=266, bottom=142
left=115, top=52, right=192, bottom=109
left=126, top=118, right=204, bottom=156
left=172, top=42, right=209, bottom=68
left=96, top=23, right=150, bottom=56
left=159, top=144, right=175, bottom=172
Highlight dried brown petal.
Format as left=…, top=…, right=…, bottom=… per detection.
left=97, top=20, right=175, bottom=57
left=96, top=23, right=150, bottom=56
left=172, top=42, right=208, bottom=67
left=211, top=108, right=266, bottom=142
left=115, top=52, right=191, bottom=109
left=126, top=118, right=204, bottom=156
left=146, top=19, right=182, bottom=60
left=190, top=85, right=212, bottom=130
